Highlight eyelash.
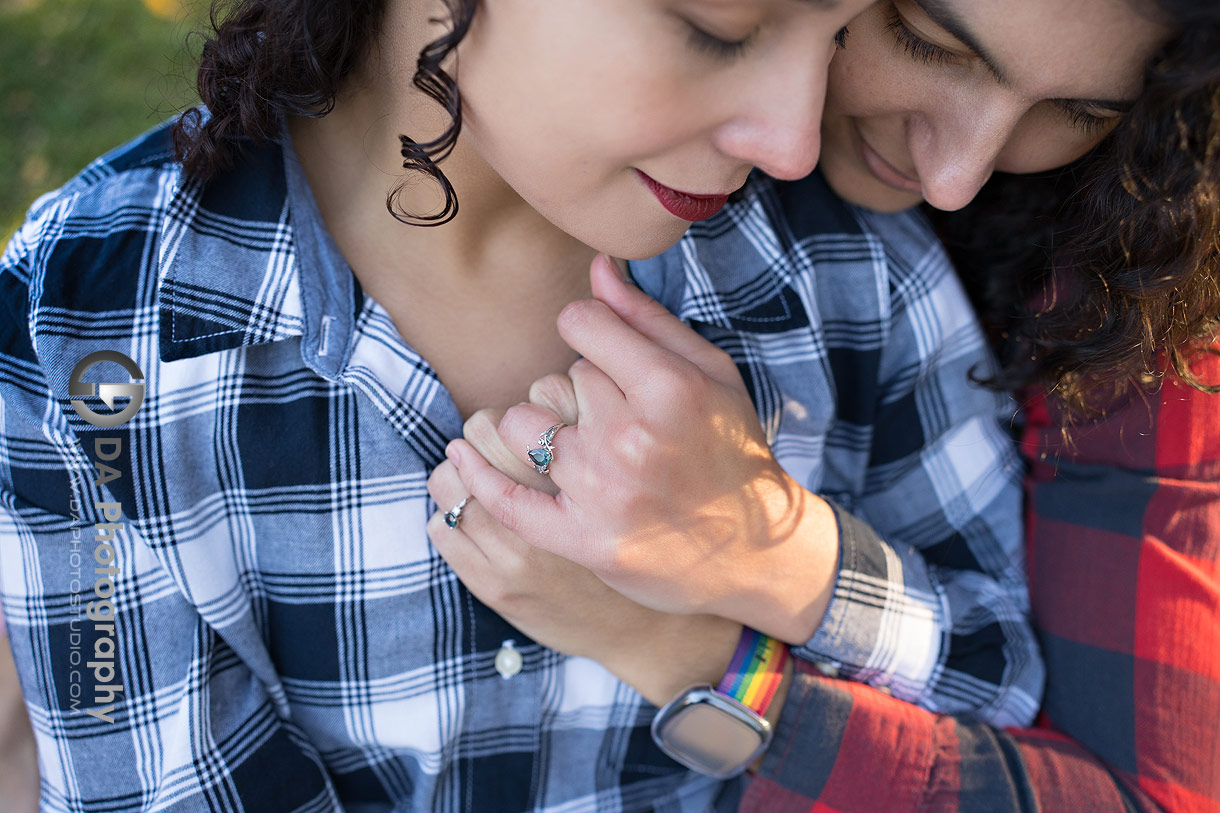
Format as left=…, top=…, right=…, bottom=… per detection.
left=685, top=22, right=751, bottom=59
left=886, top=8, right=1115, bottom=134
left=1056, top=103, right=1112, bottom=134
left=687, top=22, right=847, bottom=58
left=885, top=9, right=956, bottom=66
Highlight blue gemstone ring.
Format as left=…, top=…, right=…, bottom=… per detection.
left=444, top=497, right=469, bottom=529
left=526, top=423, right=566, bottom=475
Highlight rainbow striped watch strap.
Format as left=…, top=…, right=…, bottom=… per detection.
left=715, top=627, right=789, bottom=716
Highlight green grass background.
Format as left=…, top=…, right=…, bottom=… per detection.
left=1, top=0, right=203, bottom=239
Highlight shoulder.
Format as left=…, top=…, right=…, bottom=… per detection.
left=0, top=121, right=181, bottom=412
left=4, top=117, right=183, bottom=304
left=703, top=171, right=956, bottom=298
left=13, top=117, right=184, bottom=256
left=762, top=173, right=958, bottom=307
left=744, top=174, right=995, bottom=381
left=744, top=171, right=946, bottom=266
left=2, top=112, right=292, bottom=402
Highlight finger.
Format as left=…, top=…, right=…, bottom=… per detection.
left=495, top=402, right=576, bottom=484
left=567, top=357, right=625, bottom=422
left=428, top=456, right=469, bottom=508
left=426, top=509, right=491, bottom=581
left=426, top=462, right=490, bottom=564
left=427, top=458, right=477, bottom=531
left=590, top=253, right=742, bottom=387
left=464, top=408, right=558, bottom=496
left=528, top=374, right=580, bottom=426
left=557, top=297, right=697, bottom=404
left=446, top=438, right=578, bottom=562
left=428, top=459, right=531, bottom=561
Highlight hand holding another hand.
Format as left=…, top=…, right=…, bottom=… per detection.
left=427, top=385, right=741, bottom=708
left=447, top=254, right=840, bottom=646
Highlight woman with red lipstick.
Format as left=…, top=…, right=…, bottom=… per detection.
left=0, top=0, right=1055, bottom=810
left=432, top=0, right=1220, bottom=810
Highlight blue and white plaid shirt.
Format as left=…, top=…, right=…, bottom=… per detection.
left=0, top=120, right=1040, bottom=812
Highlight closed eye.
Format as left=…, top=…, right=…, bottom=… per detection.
left=1053, top=100, right=1118, bottom=134
left=685, top=21, right=752, bottom=59
left=886, top=8, right=957, bottom=67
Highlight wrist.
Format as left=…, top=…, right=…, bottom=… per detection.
left=648, top=625, right=792, bottom=779
left=606, top=611, right=742, bottom=708
left=711, top=476, right=840, bottom=645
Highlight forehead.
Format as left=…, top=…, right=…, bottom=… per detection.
left=935, top=0, right=1173, bottom=100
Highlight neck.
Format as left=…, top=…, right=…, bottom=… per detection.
left=286, top=68, right=596, bottom=316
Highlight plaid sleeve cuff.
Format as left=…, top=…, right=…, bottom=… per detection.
left=791, top=500, right=946, bottom=700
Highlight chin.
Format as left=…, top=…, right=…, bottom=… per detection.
left=584, top=219, right=693, bottom=262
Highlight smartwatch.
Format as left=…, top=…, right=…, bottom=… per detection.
left=650, top=627, right=789, bottom=779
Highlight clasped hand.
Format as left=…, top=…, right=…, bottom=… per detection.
left=431, top=254, right=838, bottom=647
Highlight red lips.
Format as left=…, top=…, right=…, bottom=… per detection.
left=637, top=170, right=731, bottom=222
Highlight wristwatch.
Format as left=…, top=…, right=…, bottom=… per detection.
left=650, top=627, right=789, bottom=779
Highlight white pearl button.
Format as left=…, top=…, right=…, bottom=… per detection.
left=494, top=640, right=522, bottom=679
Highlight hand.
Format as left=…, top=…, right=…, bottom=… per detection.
left=427, top=454, right=742, bottom=708
left=447, top=254, right=840, bottom=646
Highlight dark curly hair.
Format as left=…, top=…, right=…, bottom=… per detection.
left=172, top=0, right=477, bottom=226
left=932, top=0, right=1220, bottom=417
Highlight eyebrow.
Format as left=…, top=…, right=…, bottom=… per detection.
left=911, top=0, right=1138, bottom=111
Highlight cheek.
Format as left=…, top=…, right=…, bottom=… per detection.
left=456, top=6, right=708, bottom=179
left=824, top=24, right=914, bottom=120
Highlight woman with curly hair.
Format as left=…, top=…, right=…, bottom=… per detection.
left=0, top=0, right=1054, bottom=810
left=433, top=0, right=1220, bottom=810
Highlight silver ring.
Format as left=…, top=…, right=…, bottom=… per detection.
left=526, top=423, right=565, bottom=475
left=443, top=497, right=470, bottom=529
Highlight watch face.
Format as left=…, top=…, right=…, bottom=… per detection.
left=651, top=687, right=771, bottom=779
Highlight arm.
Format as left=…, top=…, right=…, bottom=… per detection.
left=743, top=360, right=1220, bottom=812
left=452, top=252, right=1041, bottom=725
left=796, top=224, right=1038, bottom=727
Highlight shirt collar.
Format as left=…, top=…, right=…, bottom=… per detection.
left=156, top=135, right=312, bottom=363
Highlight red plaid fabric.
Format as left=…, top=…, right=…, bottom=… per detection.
left=740, top=350, right=1220, bottom=812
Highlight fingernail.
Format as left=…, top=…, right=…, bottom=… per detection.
left=446, top=442, right=461, bottom=467
left=595, top=253, right=618, bottom=280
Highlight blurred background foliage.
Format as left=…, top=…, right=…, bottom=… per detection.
left=1, top=0, right=204, bottom=238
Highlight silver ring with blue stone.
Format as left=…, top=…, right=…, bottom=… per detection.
left=444, top=497, right=469, bottom=529
left=526, top=423, right=566, bottom=475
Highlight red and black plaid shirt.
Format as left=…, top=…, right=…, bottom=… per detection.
left=740, top=351, right=1220, bottom=812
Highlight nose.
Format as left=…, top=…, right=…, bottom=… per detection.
left=910, top=95, right=1027, bottom=211
left=714, top=48, right=830, bottom=181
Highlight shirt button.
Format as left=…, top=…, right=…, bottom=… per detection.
left=494, top=640, right=522, bottom=679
